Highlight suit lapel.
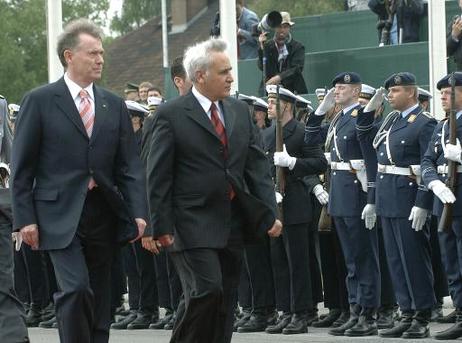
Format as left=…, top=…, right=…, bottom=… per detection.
left=90, top=86, right=110, bottom=142
left=54, top=78, right=88, bottom=139
left=221, top=99, right=236, bottom=141
left=183, top=92, right=220, bottom=141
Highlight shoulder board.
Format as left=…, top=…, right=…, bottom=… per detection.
left=420, top=111, right=433, bottom=119
left=351, top=109, right=358, bottom=117
left=407, top=114, right=417, bottom=123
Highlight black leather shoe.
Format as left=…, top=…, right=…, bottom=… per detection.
left=25, top=306, right=42, bottom=327
left=267, top=310, right=278, bottom=326
left=41, top=303, right=55, bottom=322
left=377, top=308, right=394, bottom=329
left=379, top=311, right=413, bottom=338
left=331, top=310, right=350, bottom=328
left=164, top=312, right=176, bottom=330
left=312, top=309, right=341, bottom=328
left=328, top=304, right=360, bottom=336
left=344, top=308, right=378, bottom=337
left=265, top=312, right=291, bottom=334
left=438, top=309, right=457, bottom=323
left=127, top=312, right=154, bottom=329
left=38, top=315, right=57, bottom=329
left=111, top=311, right=138, bottom=330
left=150, top=310, right=173, bottom=329
left=434, top=321, right=462, bottom=340
left=238, top=313, right=269, bottom=333
left=402, top=309, right=431, bottom=339
left=233, top=310, right=251, bottom=331
left=431, top=305, right=444, bottom=322
left=282, top=313, right=308, bottom=335
left=306, top=309, right=319, bottom=326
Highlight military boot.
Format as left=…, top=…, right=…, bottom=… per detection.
left=328, top=304, right=360, bottom=336
left=379, top=310, right=414, bottom=338
left=402, top=309, right=431, bottom=339
left=434, top=309, right=462, bottom=340
left=312, top=308, right=341, bottom=328
left=344, top=307, right=378, bottom=336
left=265, top=312, right=291, bottom=334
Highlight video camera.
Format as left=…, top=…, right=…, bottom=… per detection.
left=251, top=11, right=282, bottom=36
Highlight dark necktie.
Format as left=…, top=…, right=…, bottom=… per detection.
left=210, top=103, right=235, bottom=200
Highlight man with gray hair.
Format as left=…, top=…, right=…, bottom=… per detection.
left=11, top=19, right=148, bottom=343
left=144, top=38, right=282, bottom=343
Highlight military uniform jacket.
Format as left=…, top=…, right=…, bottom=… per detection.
left=422, top=117, right=462, bottom=217
left=357, top=106, right=436, bottom=218
left=305, top=104, right=372, bottom=217
left=263, top=118, right=327, bottom=225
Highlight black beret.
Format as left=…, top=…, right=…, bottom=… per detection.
left=436, top=72, right=462, bottom=90
left=384, top=72, right=416, bottom=89
left=332, top=72, right=362, bottom=87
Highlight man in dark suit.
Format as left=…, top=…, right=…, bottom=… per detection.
left=143, top=38, right=282, bottom=343
left=11, top=19, right=148, bottom=343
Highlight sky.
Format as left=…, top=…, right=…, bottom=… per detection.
left=105, top=0, right=123, bottom=34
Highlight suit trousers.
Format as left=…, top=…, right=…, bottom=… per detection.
left=48, top=189, right=116, bottom=343
left=438, top=217, right=462, bottom=308
left=381, top=217, right=435, bottom=311
left=0, top=218, right=29, bottom=343
left=319, top=229, right=349, bottom=310
left=333, top=216, right=381, bottom=309
left=243, top=235, right=275, bottom=311
left=270, top=223, right=315, bottom=313
left=238, top=259, right=252, bottom=311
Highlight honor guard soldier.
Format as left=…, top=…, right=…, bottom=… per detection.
left=252, top=97, right=270, bottom=130
left=418, top=88, right=432, bottom=112
left=305, top=72, right=381, bottom=337
left=422, top=72, right=462, bottom=340
left=356, top=72, right=437, bottom=338
left=263, top=85, right=327, bottom=334
left=294, top=95, right=312, bottom=124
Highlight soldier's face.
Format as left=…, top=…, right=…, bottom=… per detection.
left=334, top=84, right=358, bottom=105
left=387, top=86, right=415, bottom=110
left=441, top=87, right=462, bottom=112
left=267, top=97, right=277, bottom=119
left=196, top=52, right=233, bottom=101
left=65, top=33, right=104, bottom=86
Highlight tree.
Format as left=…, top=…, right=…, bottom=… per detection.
left=110, top=0, right=164, bottom=36
left=0, top=0, right=109, bottom=103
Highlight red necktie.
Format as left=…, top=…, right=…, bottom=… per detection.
left=210, top=103, right=235, bottom=200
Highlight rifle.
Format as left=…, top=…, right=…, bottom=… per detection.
left=275, top=85, right=285, bottom=221
left=438, top=73, right=458, bottom=232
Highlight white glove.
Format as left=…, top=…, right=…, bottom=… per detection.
left=275, top=192, right=283, bottom=204
left=11, top=232, right=22, bottom=251
left=408, top=206, right=428, bottom=231
left=444, top=139, right=462, bottom=163
left=428, top=180, right=456, bottom=204
left=361, top=204, right=377, bottom=230
left=313, top=184, right=329, bottom=205
left=274, top=144, right=297, bottom=170
left=364, top=87, right=386, bottom=112
left=315, top=88, right=336, bottom=115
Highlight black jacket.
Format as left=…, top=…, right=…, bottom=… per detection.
left=257, top=37, right=308, bottom=94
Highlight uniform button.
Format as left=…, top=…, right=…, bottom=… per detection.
left=354, top=180, right=358, bottom=184
left=333, top=172, right=336, bottom=176
left=380, top=175, right=384, bottom=179
left=89, top=169, right=94, bottom=175
left=343, top=136, right=347, bottom=139
left=380, top=152, right=384, bottom=156
left=401, top=140, right=405, bottom=144
left=409, top=182, right=413, bottom=186
left=333, top=148, right=336, bottom=151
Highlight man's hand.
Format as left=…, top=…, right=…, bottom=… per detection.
left=444, top=139, right=462, bottom=163
left=142, top=236, right=161, bottom=255
left=267, top=219, right=282, bottom=238
left=452, top=17, right=462, bottom=40
left=158, top=234, right=174, bottom=247
left=313, top=184, right=329, bottom=205
left=274, top=144, right=297, bottom=170
left=130, top=218, right=147, bottom=243
left=408, top=206, right=428, bottom=231
left=364, top=87, right=386, bottom=113
left=258, top=32, right=268, bottom=49
left=315, top=88, right=335, bottom=116
left=20, top=224, right=39, bottom=250
left=428, top=180, right=456, bottom=204
left=361, top=204, right=377, bottom=230
left=266, top=75, right=281, bottom=86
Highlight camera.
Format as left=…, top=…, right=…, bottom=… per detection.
left=251, top=11, right=282, bottom=36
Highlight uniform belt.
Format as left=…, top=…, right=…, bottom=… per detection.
left=437, top=165, right=462, bottom=174
left=377, top=163, right=421, bottom=176
left=330, top=161, right=353, bottom=171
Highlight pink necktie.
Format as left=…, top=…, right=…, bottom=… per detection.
left=79, top=89, right=96, bottom=190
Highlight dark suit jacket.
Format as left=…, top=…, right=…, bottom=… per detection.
left=11, top=77, right=148, bottom=250
left=448, top=14, right=462, bottom=71
left=146, top=91, right=277, bottom=252
left=257, top=37, right=308, bottom=94
left=262, top=118, right=327, bottom=225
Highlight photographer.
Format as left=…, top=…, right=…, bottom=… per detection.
left=447, top=0, right=462, bottom=71
left=257, top=12, right=307, bottom=95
